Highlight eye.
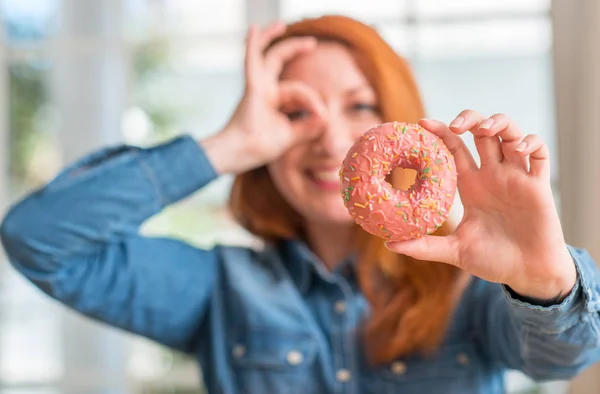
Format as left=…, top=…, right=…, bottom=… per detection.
left=283, top=109, right=311, bottom=121
left=352, top=102, right=379, bottom=113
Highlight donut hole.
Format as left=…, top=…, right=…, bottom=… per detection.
left=387, top=168, right=417, bottom=191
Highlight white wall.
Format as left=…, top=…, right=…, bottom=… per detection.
left=553, top=0, right=600, bottom=390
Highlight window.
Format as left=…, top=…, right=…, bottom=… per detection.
left=0, top=1, right=564, bottom=393
left=281, top=0, right=408, bottom=23
left=0, top=0, right=64, bottom=388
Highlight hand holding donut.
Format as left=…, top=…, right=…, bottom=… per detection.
left=201, top=22, right=327, bottom=175
left=385, top=111, right=577, bottom=301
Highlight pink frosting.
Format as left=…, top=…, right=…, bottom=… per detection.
left=339, top=122, right=457, bottom=241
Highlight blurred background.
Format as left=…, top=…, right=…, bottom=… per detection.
left=0, top=0, right=598, bottom=393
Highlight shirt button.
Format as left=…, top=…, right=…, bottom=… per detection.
left=391, top=361, right=407, bottom=375
left=457, top=352, right=469, bottom=366
left=334, top=300, right=347, bottom=313
left=286, top=350, right=304, bottom=365
left=336, top=368, right=352, bottom=382
left=232, top=344, right=246, bottom=359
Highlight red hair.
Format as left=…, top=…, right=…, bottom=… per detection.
left=229, top=15, right=467, bottom=364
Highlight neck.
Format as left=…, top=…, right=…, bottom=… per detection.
left=305, top=221, right=355, bottom=270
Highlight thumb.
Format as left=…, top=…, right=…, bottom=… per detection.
left=385, top=235, right=460, bottom=267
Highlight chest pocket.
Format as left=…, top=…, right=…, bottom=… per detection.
left=229, top=327, right=321, bottom=394
left=362, top=340, right=482, bottom=394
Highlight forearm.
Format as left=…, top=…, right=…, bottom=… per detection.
left=0, top=134, right=217, bottom=271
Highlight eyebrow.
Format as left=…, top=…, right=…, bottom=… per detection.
left=345, top=84, right=374, bottom=96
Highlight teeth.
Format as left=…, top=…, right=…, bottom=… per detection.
left=312, top=171, right=339, bottom=182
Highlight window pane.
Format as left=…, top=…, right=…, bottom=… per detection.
left=415, top=0, right=550, bottom=17
left=281, top=0, right=408, bottom=23
left=165, top=36, right=245, bottom=71
left=6, top=60, right=62, bottom=199
left=0, top=271, right=64, bottom=383
left=125, top=0, right=245, bottom=39
left=1, top=58, right=64, bottom=384
left=377, top=25, right=414, bottom=57
left=0, top=390, right=60, bottom=394
left=412, top=18, right=551, bottom=59
left=1, top=0, right=59, bottom=43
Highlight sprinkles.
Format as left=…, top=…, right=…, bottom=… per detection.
left=340, top=121, right=457, bottom=241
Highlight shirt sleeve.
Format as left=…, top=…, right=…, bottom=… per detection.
left=0, top=135, right=222, bottom=353
left=472, top=245, right=600, bottom=380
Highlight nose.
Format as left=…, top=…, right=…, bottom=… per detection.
left=311, top=115, right=356, bottom=159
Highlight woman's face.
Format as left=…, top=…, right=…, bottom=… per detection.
left=267, top=41, right=383, bottom=225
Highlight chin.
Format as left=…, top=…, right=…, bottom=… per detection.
left=304, top=207, right=354, bottom=225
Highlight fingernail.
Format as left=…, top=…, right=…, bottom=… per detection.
left=479, top=118, right=494, bottom=130
left=515, top=141, right=527, bottom=152
left=449, top=116, right=464, bottom=128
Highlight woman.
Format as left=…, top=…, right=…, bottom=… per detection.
left=2, top=15, right=600, bottom=394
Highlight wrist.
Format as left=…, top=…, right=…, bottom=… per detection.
left=507, top=249, right=578, bottom=303
left=507, top=277, right=576, bottom=305
left=199, top=126, right=257, bottom=175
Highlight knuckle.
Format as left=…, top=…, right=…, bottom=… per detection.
left=424, top=237, right=433, bottom=253
left=527, top=134, right=543, bottom=145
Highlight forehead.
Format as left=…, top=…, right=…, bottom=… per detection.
left=279, top=41, right=369, bottom=93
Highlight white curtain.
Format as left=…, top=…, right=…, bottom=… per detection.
left=552, top=0, right=600, bottom=392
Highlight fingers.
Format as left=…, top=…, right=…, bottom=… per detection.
left=256, top=21, right=287, bottom=53
left=449, top=110, right=550, bottom=178
left=449, top=110, right=502, bottom=166
left=265, top=37, right=317, bottom=76
left=244, top=25, right=260, bottom=89
left=473, top=136, right=503, bottom=167
left=244, top=22, right=287, bottom=90
left=279, top=81, right=327, bottom=139
left=481, top=113, right=524, bottom=143
left=482, top=113, right=529, bottom=169
left=385, top=234, right=460, bottom=267
left=517, top=134, right=551, bottom=179
left=449, top=111, right=524, bottom=141
left=418, top=118, right=478, bottom=174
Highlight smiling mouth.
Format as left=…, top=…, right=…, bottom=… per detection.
left=306, top=169, right=341, bottom=191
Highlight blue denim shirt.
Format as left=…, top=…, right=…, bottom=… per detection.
left=2, top=135, right=600, bottom=394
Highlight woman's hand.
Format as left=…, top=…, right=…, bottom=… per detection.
left=201, top=22, right=327, bottom=175
left=386, top=111, right=577, bottom=301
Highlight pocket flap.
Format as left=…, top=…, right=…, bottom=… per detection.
left=230, top=327, right=318, bottom=369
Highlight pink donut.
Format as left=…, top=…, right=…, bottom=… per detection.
left=339, top=122, right=457, bottom=241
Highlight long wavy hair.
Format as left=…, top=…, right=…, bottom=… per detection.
left=229, top=15, right=466, bottom=364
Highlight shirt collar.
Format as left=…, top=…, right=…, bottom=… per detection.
left=278, top=238, right=358, bottom=294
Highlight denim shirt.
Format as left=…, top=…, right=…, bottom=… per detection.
left=2, top=135, right=600, bottom=394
